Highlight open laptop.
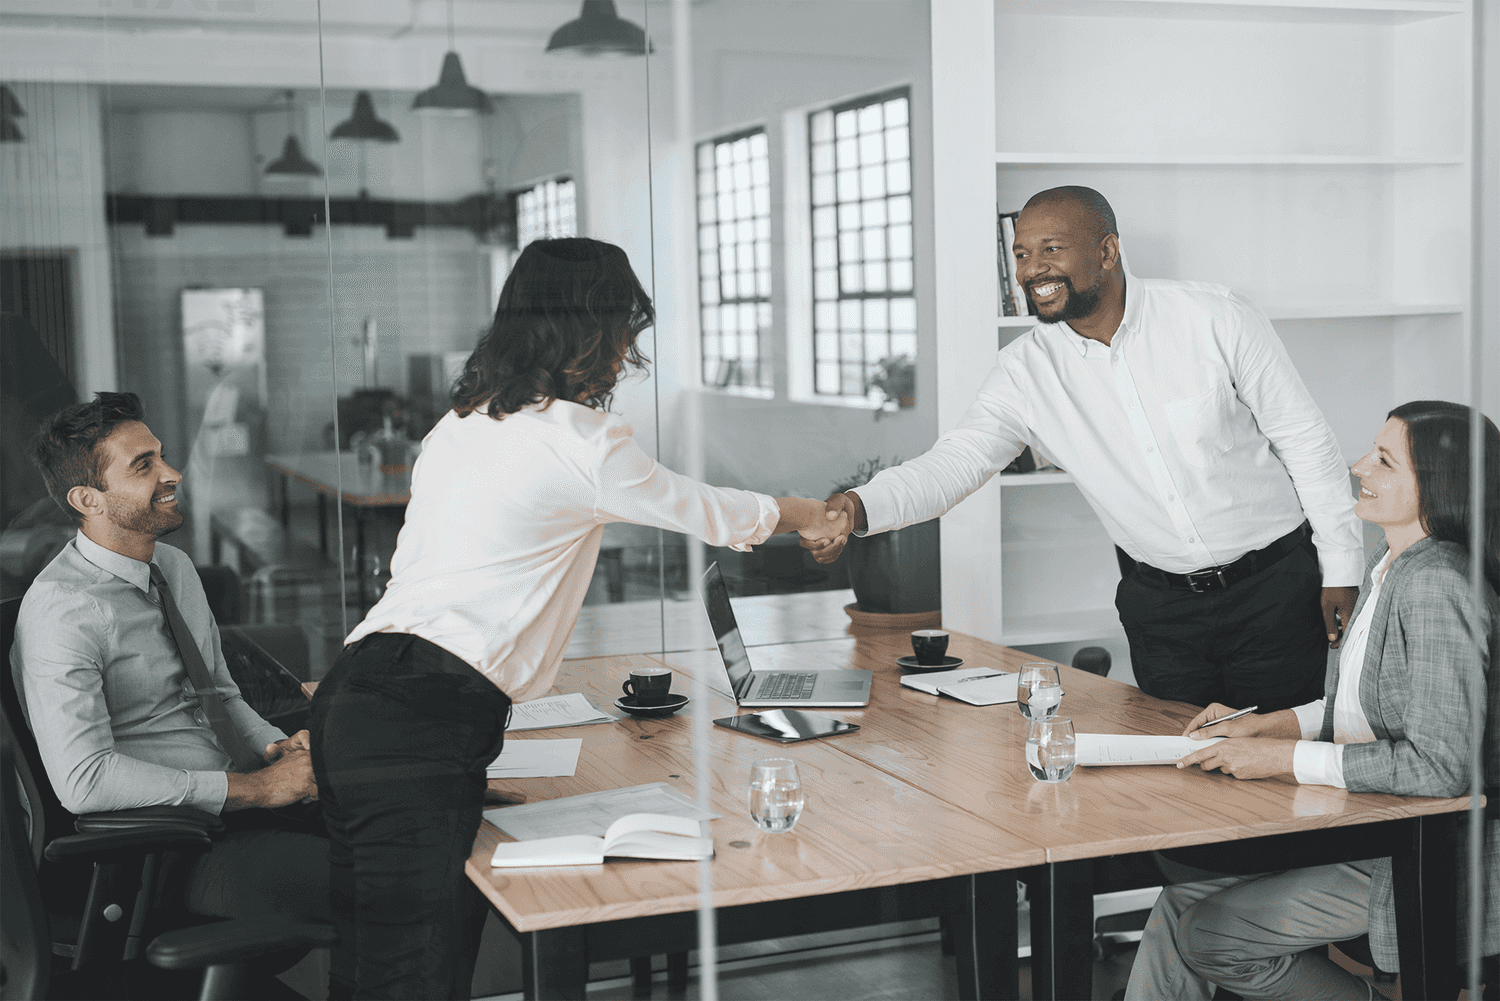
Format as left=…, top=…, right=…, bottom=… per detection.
left=699, top=562, right=872, bottom=707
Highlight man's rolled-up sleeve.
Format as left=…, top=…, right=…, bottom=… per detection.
left=14, top=585, right=228, bottom=815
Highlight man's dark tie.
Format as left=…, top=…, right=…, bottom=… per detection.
left=149, top=563, right=264, bottom=773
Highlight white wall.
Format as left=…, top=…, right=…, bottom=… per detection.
left=0, top=81, right=116, bottom=395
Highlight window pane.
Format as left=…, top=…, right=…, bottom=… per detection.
left=695, top=128, right=772, bottom=390
left=808, top=87, right=913, bottom=397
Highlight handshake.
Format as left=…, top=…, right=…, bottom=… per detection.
left=783, top=491, right=867, bottom=565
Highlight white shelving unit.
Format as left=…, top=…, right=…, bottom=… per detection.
left=932, top=0, right=1473, bottom=654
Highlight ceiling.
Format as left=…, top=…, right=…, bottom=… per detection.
left=0, top=0, right=679, bottom=41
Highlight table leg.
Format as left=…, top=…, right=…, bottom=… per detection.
left=1028, top=860, right=1093, bottom=1001
left=666, top=951, right=688, bottom=997
left=628, top=956, right=652, bottom=998
left=951, top=871, right=1018, bottom=1001
left=317, top=493, right=328, bottom=558
left=1392, top=811, right=1459, bottom=1001
left=520, top=926, right=588, bottom=1001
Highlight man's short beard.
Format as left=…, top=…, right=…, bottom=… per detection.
left=1029, top=277, right=1103, bottom=324
left=109, top=498, right=184, bottom=539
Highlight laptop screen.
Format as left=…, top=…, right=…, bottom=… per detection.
left=699, top=562, right=754, bottom=701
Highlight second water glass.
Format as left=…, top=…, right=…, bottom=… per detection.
left=1017, top=663, right=1062, bottom=720
left=748, top=758, right=804, bottom=833
left=1026, top=716, right=1077, bottom=783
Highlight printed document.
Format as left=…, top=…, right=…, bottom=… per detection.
left=1075, top=733, right=1224, bottom=766
left=508, top=693, right=616, bottom=731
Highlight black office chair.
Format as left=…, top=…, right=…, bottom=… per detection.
left=1072, top=646, right=1112, bottom=677
left=2, top=711, right=335, bottom=1001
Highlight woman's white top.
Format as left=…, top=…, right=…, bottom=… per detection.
left=346, top=402, right=779, bottom=703
left=1291, top=551, right=1391, bottom=787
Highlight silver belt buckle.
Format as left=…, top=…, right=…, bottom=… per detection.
left=1185, top=568, right=1227, bottom=593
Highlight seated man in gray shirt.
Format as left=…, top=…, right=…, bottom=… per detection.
left=11, top=391, right=329, bottom=926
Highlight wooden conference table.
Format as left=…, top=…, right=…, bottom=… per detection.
left=469, top=626, right=1469, bottom=1000
left=265, top=452, right=410, bottom=611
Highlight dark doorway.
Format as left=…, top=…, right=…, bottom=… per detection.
left=0, top=252, right=77, bottom=387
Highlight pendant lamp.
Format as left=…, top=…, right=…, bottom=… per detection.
left=264, top=90, right=322, bottom=178
left=330, top=92, right=400, bottom=142
left=546, top=0, right=651, bottom=58
left=331, top=92, right=399, bottom=199
left=412, top=0, right=492, bottom=115
left=1, top=85, right=25, bottom=143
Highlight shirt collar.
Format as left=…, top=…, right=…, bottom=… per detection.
left=73, top=530, right=155, bottom=594
left=1057, top=260, right=1137, bottom=357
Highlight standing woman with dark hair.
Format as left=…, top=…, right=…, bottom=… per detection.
left=1124, top=400, right=1499, bottom=1001
left=309, top=238, right=850, bottom=1000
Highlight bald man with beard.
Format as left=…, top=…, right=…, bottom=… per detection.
left=810, top=186, right=1363, bottom=716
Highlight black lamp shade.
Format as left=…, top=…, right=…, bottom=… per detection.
left=412, top=52, right=493, bottom=115
left=265, top=135, right=323, bottom=177
left=331, top=92, right=400, bottom=142
left=547, top=0, right=651, bottom=57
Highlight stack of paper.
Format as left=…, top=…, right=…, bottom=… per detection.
left=508, top=693, right=616, bottom=731
left=486, top=739, right=582, bottom=779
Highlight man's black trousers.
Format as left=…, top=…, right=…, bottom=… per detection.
left=1115, top=531, right=1329, bottom=713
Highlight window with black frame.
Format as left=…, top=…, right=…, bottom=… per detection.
left=695, top=127, right=772, bottom=393
left=808, top=87, right=914, bottom=401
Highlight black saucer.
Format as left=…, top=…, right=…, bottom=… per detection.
left=615, top=693, right=690, bottom=718
left=896, top=655, right=964, bottom=671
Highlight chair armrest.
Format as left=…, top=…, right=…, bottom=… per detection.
left=44, top=826, right=212, bottom=863
left=146, top=917, right=337, bottom=970
left=75, top=806, right=224, bottom=836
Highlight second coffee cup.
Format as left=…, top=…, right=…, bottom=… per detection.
left=622, top=667, right=673, bottom=706
left=911, top=629, right=950, bottom=665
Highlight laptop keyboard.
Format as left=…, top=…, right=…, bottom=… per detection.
left=757, top=672, right=818, bottom=700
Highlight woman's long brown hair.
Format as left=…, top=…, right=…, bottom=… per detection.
left=451, top=238, right=654, bottom=419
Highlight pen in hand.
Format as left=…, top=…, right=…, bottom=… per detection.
left=1194, top=705, right=1259, bottom=730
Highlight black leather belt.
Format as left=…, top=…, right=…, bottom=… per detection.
left=1129, top=522, right=1309, bottom=593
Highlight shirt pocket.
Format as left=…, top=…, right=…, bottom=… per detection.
left=1163, top=383, right=1235, bottom=468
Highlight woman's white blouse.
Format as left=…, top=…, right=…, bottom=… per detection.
left=1290, top=552, right=1390, bottom=787
left=346, top=402, right=779, bottom=703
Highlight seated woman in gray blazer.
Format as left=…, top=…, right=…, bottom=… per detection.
left=1125, top=399, right=1499, bottom=1001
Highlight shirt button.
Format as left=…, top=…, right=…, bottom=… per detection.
left=1188, top=536, right=1197, bottom=543
left=1146, top=446, right=1156, bottom=454
left=1167, top=494, right=1175, bottom=502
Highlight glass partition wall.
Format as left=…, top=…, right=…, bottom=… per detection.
left=2, top=1, right=1492, bottom=998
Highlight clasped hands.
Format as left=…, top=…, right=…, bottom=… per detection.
left=1175, top=704, right=1301, bottom=781
left=787, top=492, right=864, bottom=564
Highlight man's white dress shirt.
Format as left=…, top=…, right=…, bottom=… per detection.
left=1290, top=552, right=1389, bottom=787
left=852, top=268, right=1362, bottom=583
left=347, top=401, right=779, bottom=703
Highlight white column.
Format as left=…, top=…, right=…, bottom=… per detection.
left=930, top=0, right=1001, bottom=641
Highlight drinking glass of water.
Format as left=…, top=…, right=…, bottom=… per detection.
left=748, top=758, right=804, bottom=833
left=1026, top=717, right=1077, bottom=783
left=1017, top=663, right=1063, bottom=720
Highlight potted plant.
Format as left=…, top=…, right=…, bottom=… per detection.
left=833, top=458, right=941, bottom=616
left=864, top=355, right=915, bottom=418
